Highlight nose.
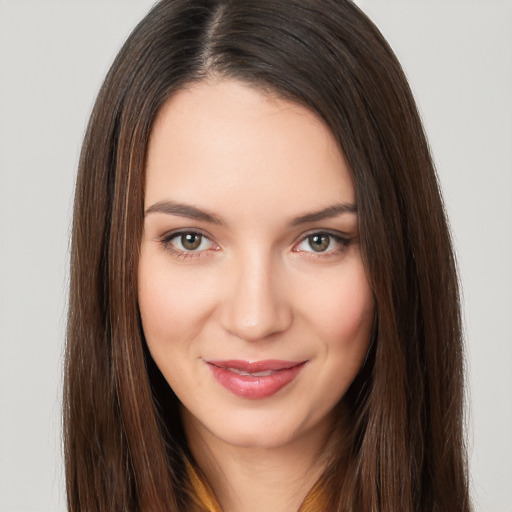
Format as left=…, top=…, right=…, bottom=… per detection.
left=220, top=252, right=293, bottom=342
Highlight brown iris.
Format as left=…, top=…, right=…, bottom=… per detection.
left=308, top=234, right=330, bottom=252
left=181, top=233, right=202, bottom=250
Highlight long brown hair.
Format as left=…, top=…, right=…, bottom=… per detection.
left=64, top=0, right=471, bottom=510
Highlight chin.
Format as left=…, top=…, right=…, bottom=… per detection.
left=210, top=423, right=302, bottom=450
left=187, top=403, right=331, bottom=452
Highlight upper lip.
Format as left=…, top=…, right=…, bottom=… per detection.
left=207, top=359, right=305, bottom=372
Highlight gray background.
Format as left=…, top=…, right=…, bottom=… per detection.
left=0, top=1, right=510, bottom=510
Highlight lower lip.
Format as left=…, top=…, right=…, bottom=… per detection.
left=207, top=362, right=306, bottom=400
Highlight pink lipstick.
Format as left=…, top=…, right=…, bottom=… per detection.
left=206, top=359, right=306, bottom=399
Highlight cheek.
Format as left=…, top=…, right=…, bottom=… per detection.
left=137, top=252, right=214, bottom=356
left=302, top=263, right=374, bottom=407
left=303, top=263, right=374, bottom=346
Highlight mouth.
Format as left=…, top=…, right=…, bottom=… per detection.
left=206, top=359, right=307, bottom=399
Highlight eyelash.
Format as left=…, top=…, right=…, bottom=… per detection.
left=159, top=229, right=352, bottom=260
left=293, top=230, right=352, bottom=258
left=160, top=230, right=218, bottom=260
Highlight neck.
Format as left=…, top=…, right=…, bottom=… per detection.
left=182, top=408, right=345, bottom=512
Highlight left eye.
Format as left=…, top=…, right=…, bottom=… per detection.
left=295, top=233, right=346, bottom=253
left=165, top=232, right=214, bottom=252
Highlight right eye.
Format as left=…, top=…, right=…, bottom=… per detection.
left=161, top=231, right=217, bottom=258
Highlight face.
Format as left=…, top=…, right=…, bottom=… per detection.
left=138, top=79, right=374, bottom=450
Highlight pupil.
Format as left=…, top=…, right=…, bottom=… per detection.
left=182, top=233, right=201, bottom=250
left=309, top=234, right=329, bottom=252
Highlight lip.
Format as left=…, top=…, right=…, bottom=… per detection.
left=206, top=359, right=307, bottom=399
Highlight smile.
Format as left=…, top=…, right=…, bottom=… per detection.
left=206, top=360, right=307, bottom=400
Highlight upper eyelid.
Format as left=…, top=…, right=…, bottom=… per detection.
left=159, top=229, right=217, bottom=252
left=158, top=228, right=352, bottom=254
left=294, top=228, right=350, bottom=243
left=300, top=228, right=349, bottom=237
left=160, top=227, right=349, bottom=240
left=160, top=227, right=213, bottom=241
left=160, top=230, right=216, bottom=259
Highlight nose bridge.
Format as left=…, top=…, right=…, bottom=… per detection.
left=222, top=247, right=291, bottom=341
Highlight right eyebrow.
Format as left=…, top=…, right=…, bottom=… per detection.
left=144, top=200, right=224, bottom=225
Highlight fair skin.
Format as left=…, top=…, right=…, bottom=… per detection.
left=138, top=79, right=374, bottom=512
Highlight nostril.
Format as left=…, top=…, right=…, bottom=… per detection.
left=221, top=296, right=293, bottom=342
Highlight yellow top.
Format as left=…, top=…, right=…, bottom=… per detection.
left=185, top=458, right=329, bottom=512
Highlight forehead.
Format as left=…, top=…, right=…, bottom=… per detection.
left=145, top=79, right=355, bottom=217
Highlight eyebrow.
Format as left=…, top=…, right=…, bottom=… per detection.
left=145, top=201, right=224, bottom=224
left=144, top=200, right=357, bottom=226
left=290, top=202, right=357, bottom=226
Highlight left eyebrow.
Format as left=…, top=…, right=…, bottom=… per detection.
left=290, top=203, right=357, bottom=226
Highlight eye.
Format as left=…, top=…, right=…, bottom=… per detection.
left=294, top=231, right=350, bottom=254
left=161, top=231, right=216, bottom=256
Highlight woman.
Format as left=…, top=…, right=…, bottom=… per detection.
left=64, top=0, right=471, bottom=511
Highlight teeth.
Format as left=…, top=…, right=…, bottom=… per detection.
left=227, top=367, right=275, bottom=377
